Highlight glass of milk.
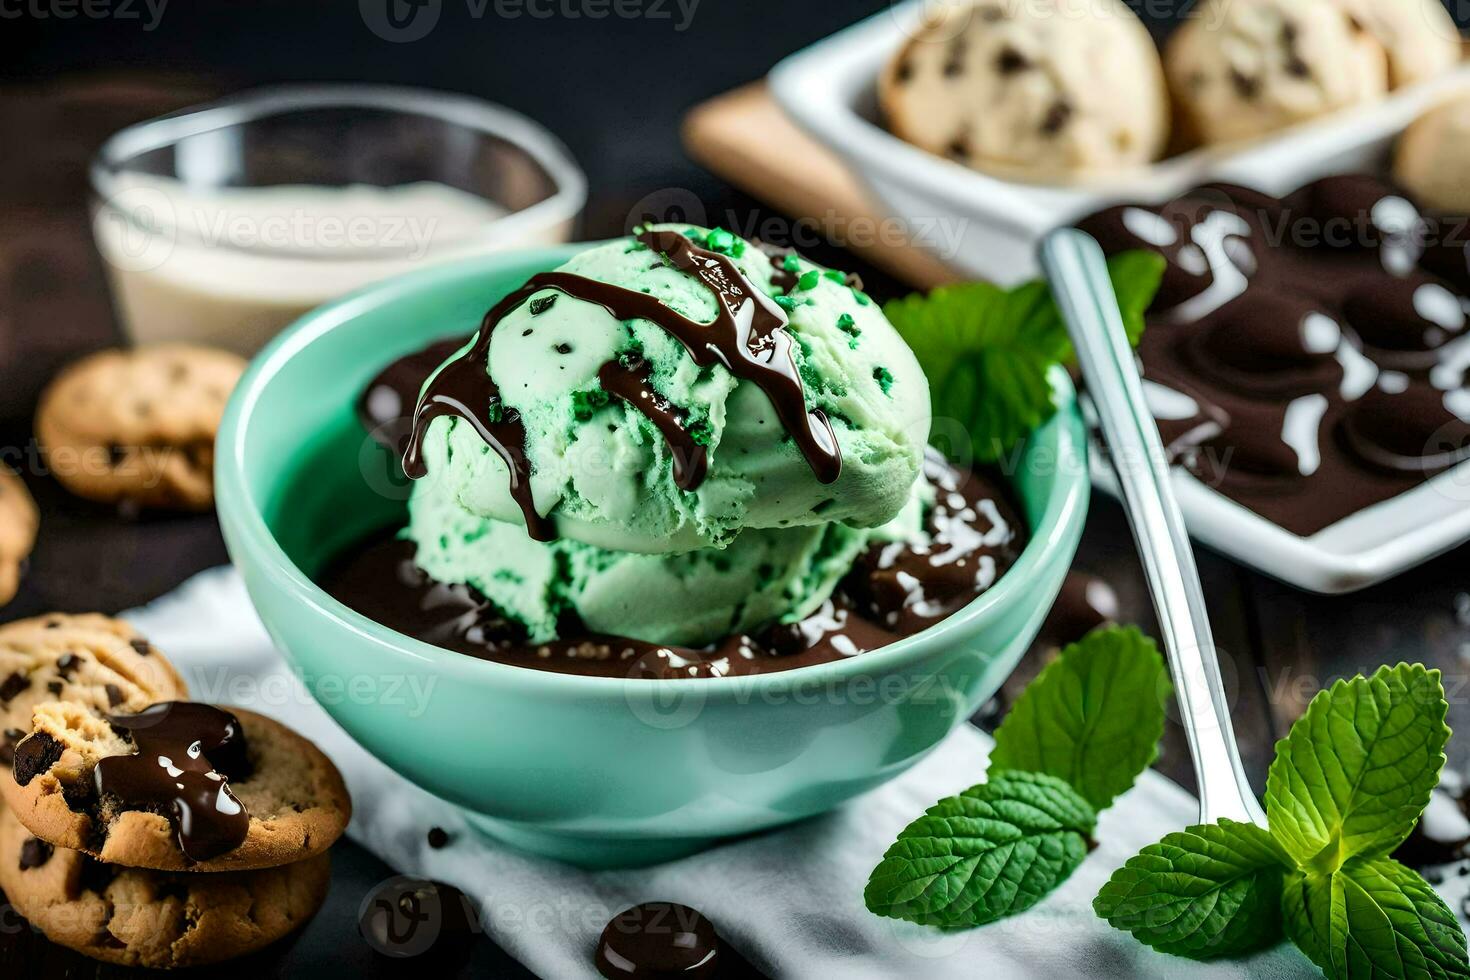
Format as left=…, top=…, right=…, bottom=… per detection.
left=90, top=85, right=587, bottom=355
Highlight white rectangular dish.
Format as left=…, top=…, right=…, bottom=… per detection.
left=769, top=1, right=1470, bottom=284
left=770, top=3, right=1470, bottom=593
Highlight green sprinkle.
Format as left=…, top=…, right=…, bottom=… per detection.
left=853, top=290, right=872, bottom=306
left=704, top=227, right=737, bottom=254
left=774, top=295, right=798, bottom=312
left=873, top=366, right=894, bottom=395
left=571, top=386, right=611, bottom=421
left=836, top=313, right=858, bottom=335
left=782, top=254, right=801, bottom=273
left=797, top=270, right=821, bottom=292
left=823, top=269, right=846, bottom=283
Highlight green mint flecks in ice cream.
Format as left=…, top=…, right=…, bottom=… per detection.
left=404, top=225, right=931, bottom=555
left=406, top=471, right=929, bottom=647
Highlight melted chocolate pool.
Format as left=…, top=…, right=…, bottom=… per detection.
left=343, top=329, right=1026, bottom=679
left=320, top=448, right=1023, bottom=679
left=1077, top=175, right=1470, bottom=535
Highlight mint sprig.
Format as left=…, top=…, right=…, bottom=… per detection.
left=1095, top=819, right=1289, bottom=959
left=865, top=626, right=1170, bottom=928
left=1265, top=664, right=1449, bottom=871
left=1098, top=663, right=1470, bottom=980
left=865, top=771, right=1096, bottom=928
left=990, top=625, right=1171, bottom=811
left=884, top=251, right=1164, bottom=463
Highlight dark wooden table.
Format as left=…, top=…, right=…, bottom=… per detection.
left=2, top=74, right=1468, bottom=978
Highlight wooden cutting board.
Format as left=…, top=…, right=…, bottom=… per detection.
left=682, top=83, right=959, bottom=291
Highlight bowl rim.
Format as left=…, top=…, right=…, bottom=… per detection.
left=216, top=243, right=1090, bottom=701
left=89, top=83, right=588, bottom=260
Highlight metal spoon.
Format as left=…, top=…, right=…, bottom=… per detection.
left=1039, top=229, right=1267, bottom=827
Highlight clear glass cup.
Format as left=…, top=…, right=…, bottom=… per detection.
left=90, top=84, right=586, bottom=355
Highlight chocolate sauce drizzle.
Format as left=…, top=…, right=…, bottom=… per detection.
left=94, top=702, right=251, bottom=862
left=402, top=229, right=841, bottom=540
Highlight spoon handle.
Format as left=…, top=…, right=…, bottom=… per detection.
left=1039, top=229, right=1266, bottom=827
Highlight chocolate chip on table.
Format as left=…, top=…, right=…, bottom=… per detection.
left=595, top=903, right=727, bottom=980
left=19, top=836, right=53, bottom=871
left=12, top=731, right=63, bottom=786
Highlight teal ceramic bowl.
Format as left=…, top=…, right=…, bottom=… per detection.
left=216, top=244, right=1090, bottom=868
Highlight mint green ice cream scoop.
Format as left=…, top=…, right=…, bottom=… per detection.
left=408, top=225, right=931, bottom=554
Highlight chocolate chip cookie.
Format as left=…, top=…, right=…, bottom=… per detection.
left=4, top=700, right=350, bottom=873
left=35, top=344, right=245, bottom=510
left=0, top=803, right=330, bottom=968
left=0, top=613, right=187, bottom=767
left=0, top=468, right=38, bottom=605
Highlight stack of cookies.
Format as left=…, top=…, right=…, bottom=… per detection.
left=0, top=613, right=351, bottom=968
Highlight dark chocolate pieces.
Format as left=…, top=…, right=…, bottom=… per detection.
left=595, top=903, right=724, bottom=980
left=12, top=731, right=63, bottom=786
left=94, top=702, right=252, bottom=862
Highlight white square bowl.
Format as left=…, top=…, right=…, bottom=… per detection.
left=769, top=1, right=1470, bottom=283
left=770, top=4, right=1470, bottom=592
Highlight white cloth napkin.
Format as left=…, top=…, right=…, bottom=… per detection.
left=124, top=566, right=1323, bottom=979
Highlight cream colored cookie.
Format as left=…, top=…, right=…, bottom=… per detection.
left=0, top=613, right=188, bottom=768
left=1166, top=0, right=1389, bottom=146
left=0, top=804, right=330, bottom=969
left=1395, top=93, right=1470, bottom=214
left=5, top=701, right=350, bottom=873
left=1327, top=0, right=1461, bottom=89
left=0, top=468, right=38, bottom=605
left=35, top=344, right=245, bottom=510
left=878, top=0, right=1168, bottom=179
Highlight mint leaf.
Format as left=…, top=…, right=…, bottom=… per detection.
left=989, top=626, right=1171, bottom=811
left=1095, top=820, right=1289, bottom=959
left=1286, top=859, right=1470, bottom=979
left=1265, top=664, right=1450, bottom=873
left=865, top=770, right=1096, bottom=927
left=884, top=251, right=1163, bottom=463
left=1283, top=869, right=1337, bottom=972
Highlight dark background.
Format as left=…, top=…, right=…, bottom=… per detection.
left=3, top=1, right=1470, bottom=976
